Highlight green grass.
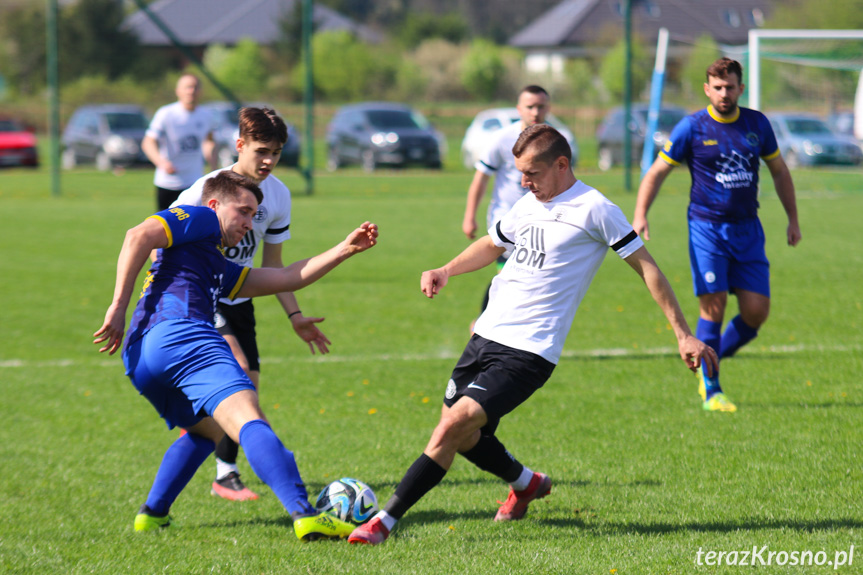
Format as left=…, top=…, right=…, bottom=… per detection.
left=1, top=162, right=862, bottom=574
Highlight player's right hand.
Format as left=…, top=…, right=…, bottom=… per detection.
left=421, top=268, right=449, bottom=298
left=93, top=304, right=126, bottom=355
left=462, top=217, right=477, bottom=240
left=632, top=216, right=650, bottom=241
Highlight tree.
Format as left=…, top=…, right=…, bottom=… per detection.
left=0, top=4, right=46, bottom=96
left=598, top=37, right=650, bottom=102
left=398, top=12, right=469, bottom=49
left=206, top=39, right=268, bottom=100
left=680, top=35, right=721, bottom=99
left=59, top=0, right=140, bottom=83
left=461, top=39, right=506, bottom=102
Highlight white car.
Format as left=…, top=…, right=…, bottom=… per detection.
left=460, top=107, right=578, bottom=169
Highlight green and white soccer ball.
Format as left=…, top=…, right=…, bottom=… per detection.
left=314, top=477, right=379, bottom=525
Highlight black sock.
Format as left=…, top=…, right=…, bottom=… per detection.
left=215, top=435, right=239, bottom=464
left=383, top=454, right=447, bottom=519
left=460, top=435, right=523, bottom=483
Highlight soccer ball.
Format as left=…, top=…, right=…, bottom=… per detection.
left=314, top=477, right=379, bottom=526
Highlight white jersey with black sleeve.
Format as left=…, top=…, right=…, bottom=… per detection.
left=171, top=165, right=292, bottom=305
left=474, top=180, right=643, bottom=364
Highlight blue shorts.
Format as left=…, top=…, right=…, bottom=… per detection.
left=123, top=319, right=256, bottom=429
left=688, top=218, right=770, bottom=298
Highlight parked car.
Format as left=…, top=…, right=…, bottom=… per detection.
left=326, top=102, right=444, bottom=171
left=460, top=108, right=578, bottom=169
left=62, top=105, right=150, bottom=170
left=595, top=104, right=688, bottom=171
left=768, top=112, right=863, bottom=168
left=0, top=118, right=39, bottom=168
left=825, top=110, right=857, bottom=138
left=201, top=101, right=301, bottom=168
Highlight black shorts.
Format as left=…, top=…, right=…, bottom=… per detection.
left=156, top=186, right=184, bottom=211
left=444, top=334, right=555, bottom=435
left=213, top=300, right=260, bottom=372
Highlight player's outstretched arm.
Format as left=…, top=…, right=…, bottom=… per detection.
left=93, top=218, right=169, bottom=355
left=421, top=236, right=505, bottom=299
left=624, top=246, right=718, bottom=376
left=633, top=158, right=674, bottom=241
left=238, top=222, right=378, bottom=299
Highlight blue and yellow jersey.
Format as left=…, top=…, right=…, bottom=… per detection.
left=126, top=205, right=250, bottom=346
left=659, top=106, right=779, bottom=222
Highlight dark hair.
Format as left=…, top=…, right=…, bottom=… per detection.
left=238, top=107, right=288, bottom=146
left=520, top=85, right=549, bottom=98
left=202, top=170, right=263, bottom=205
left=706, top=57, right=743, bottom=84
left=512, top=124, right=571, bottom=166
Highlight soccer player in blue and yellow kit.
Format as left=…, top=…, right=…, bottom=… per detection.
left=633, top=57, right=801, bottom=412
left=93, top=170, right=378, bottom=540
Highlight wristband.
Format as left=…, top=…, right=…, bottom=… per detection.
left=288, top=311, right=302, bottom=318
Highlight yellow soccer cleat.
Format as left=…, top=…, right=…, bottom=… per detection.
left=293, top=512, right=356, bottom=542
left=703, top=392, right=737, bottom=412
left=134, top=505, right=174, bottom=532
left=698, top=371, right=708, bottom=402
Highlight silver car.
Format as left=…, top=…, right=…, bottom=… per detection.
left=595, top=104, right=687, bottom=171
left=62, top=105, right=150, bottom=171
left=769, top=113, right=863, bottom=168
left=460, top=108, right=577, bottom=169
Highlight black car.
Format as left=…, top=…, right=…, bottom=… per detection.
left=62, top=105, right=150, bottom=170
left=595, top=104, right=688, bottom=171
left=201, top=101, right=301, bottom=168
left=326, top=102, right=443, bottom=171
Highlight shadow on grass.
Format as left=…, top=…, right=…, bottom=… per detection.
left=575, top=517, right=863, bottom=535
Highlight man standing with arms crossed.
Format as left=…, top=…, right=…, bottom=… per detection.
left=143, top=74, right=218, bottom=211
left=172, top=107, right=329, bottom=501
left=633, top=57, right=801, bottom=412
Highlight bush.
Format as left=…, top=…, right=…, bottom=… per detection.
left=598, top=38, right=650, bottom=102
left=460, top=39, right=507, bottom=102
left=412, top=39, right=469, bottom=101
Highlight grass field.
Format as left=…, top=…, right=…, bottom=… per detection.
left=1, top=162, right=862, bottom=574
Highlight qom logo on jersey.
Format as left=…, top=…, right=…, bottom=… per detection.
left=715, top=150, right=755, bottom=189
left=512, top=225, right=546, bottom=270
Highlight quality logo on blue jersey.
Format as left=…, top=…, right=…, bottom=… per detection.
left=715, top=150, right=755, bottom=189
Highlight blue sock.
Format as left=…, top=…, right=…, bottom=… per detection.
left=696, top=318, right=723, bottom=399
left=720, top=315, right=759, bottom=359
left=145, top=432, right=215, bottom=515
left=239, top=419, right=313, bottom=517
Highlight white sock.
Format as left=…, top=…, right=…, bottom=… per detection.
left=215, top=458, right=239, bottom=481
left=510, top=466, right=534, bottom=491
left=375, top=511, right=397, bottom=531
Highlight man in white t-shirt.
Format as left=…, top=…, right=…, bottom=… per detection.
left=462, top=86, right=553, bottom=325
left=144, top=74, right=217, bottom=211
left=349, top=124, right=718, bottom=545
left=172, top=107, right=330, bottom=501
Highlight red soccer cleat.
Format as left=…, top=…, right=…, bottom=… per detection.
left=347, top=517, right=390, bottom=545
left=494, top=472, right=552, bottom=521
left=211, top=471, right=260, bottom=501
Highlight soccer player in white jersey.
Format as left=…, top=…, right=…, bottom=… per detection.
left=462, top=85, right=554, bottom=327
left=348, top=124, right=718, bottom=545
left=172, top=107, right=330, bottom=501
left=143, top=74, right=218, bottom=211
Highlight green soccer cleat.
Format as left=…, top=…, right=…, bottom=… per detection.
left=293, top=512, right=356, bottom=542
left=134, top=505, right=174, bottom=532
left=703, top=392, right=737, bottom=412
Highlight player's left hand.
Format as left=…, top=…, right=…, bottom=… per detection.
left=291, top=314, right=331, bottom=354
left=343, top=222, right=379, bottom=255
left=678, top=334, right=718, bottom=376
left=787, top=221, right=802, bottom=247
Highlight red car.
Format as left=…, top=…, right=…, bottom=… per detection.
left=0, top=118, right=39, bottom=167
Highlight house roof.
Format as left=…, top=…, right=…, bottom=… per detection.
left=510, top=0, right=773, bottom=50
left=123, top=0, right=382, bottom=46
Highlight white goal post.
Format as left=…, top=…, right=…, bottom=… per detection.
left=748, top=29, right=863, bottom=111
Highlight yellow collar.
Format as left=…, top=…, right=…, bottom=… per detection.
left=707, top=105, right=739, bottom=123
